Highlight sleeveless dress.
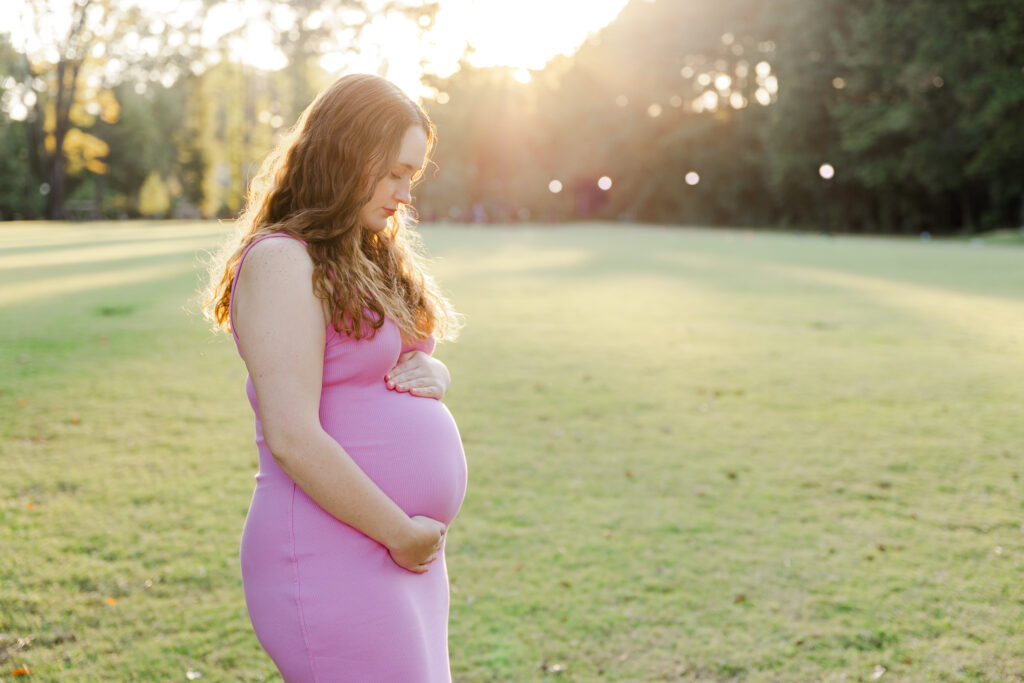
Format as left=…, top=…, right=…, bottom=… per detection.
left=227, top=233, right=468, bottom=682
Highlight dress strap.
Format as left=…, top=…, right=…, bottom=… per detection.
left=228, top=232, right=308, bottom=350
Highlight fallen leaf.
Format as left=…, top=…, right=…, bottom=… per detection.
left=734, top=594, right=747, bottom=604
left=871, top=664, right=886, bottom=680
left=105, top=596, right=117, bottom=606
left=512, top=564, right=523, bottom=572
left=17, top=399, right=27, bottom=408
left=624, top=469, right=633, bottom=479
left=70, top=416, right=80, bottom=425
left=11, top=666, right=32, bottom=676
left=26, top=502, right=35, bottom=511
left=186, top=669, right=202, bottom=680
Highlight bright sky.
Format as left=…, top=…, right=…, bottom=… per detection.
left=6, top=0, right=630, bottom=116
left=7, top=0, right=630, bottom=102
left=215, top=0, right=632, bottom=99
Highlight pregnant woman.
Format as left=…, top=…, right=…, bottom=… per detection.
left=201, top=74, right=467, bottom=681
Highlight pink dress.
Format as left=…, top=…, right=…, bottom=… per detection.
left=228, top=233, right=468, bottom=682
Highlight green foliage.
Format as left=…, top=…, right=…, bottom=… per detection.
left=0, top=118, right=42, bottom=220
left=0, top=36, right=42, bottom=220
left=1, top=0, right=1021, bottom=232
left=138, top=171, right=171, bottom=217
left=419, top=0, right=1023, bottom=233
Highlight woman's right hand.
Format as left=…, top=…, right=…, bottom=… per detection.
left=387, top=515, right=446, bottom=573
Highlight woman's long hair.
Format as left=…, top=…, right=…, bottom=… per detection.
left=202, top=73, right=459, bottom=342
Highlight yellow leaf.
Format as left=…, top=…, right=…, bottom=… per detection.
left=85, top=158, right=108, bottom=174
left=139, top=172, right=171, bottom=216
left=98, top=90, right=120, bottom=124
left=63, top=128, right=109, bottom=175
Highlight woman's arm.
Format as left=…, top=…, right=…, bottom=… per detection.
left=232, top=238, right=444, bottom=572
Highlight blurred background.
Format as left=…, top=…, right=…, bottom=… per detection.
left=2, top=0, right=1022, bottom=233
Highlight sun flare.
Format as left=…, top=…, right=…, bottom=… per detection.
left=9, top=0, right=630, bottom=102
left=306, top=0, right=630, bottom=98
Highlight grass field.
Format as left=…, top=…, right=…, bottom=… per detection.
left=1, top=221, right=1023, bottom=682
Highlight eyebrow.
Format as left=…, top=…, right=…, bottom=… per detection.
left=395, top=162, right=421, bottom=172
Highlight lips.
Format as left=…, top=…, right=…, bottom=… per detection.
left=383, top=208, right=396, bottom=217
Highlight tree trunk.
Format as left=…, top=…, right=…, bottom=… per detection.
left=46, top=58, right=66, bottom=219
left=959, top=187, right=974, bottom=233
left=46, top=0, right=90, bottom=220
left=94, top=172, right=104, bottom=219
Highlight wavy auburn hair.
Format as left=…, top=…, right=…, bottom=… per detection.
left=202, top=73, right=459, bottom=342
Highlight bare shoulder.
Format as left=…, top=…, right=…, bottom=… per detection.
left=240, top=236, right=313, bottom=281
left=234, top=236, right=324, bottom=327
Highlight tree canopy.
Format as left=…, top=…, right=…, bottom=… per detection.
left=1, top=0, right=1021, bottom=232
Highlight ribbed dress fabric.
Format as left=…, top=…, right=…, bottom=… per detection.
left=228, top=233, right=468, bottom=682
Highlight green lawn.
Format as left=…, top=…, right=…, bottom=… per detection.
left=1, top=221, right=1022, bottom=682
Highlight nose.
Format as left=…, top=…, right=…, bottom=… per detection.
left=394, top=181, right=411, bottom=205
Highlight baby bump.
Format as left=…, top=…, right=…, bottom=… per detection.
left=321, top=390, right=468, bottom=525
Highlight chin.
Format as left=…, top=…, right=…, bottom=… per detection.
left=360, top=218, right=387, bottom=233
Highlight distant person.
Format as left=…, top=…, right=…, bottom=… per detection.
left=201, top=73, right=467, bottom=681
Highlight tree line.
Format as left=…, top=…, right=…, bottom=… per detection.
left=2, top=0, right=1022, bottom=232
left=419, top=0, right=1024, bottom=232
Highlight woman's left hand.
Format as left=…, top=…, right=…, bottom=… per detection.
left=385, top=351, right=451, bottom=399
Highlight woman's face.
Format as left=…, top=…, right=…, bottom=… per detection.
left=359, top=125, right=429, bottom=233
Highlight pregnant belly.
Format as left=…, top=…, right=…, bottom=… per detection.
left=320, top=387, right=468, bottom=525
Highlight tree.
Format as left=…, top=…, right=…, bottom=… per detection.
left=7, top=0, right=437, bottom=220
